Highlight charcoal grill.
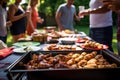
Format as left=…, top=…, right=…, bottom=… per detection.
left=7, top=50, right=120, bottom=80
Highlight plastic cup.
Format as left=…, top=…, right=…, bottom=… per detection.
left=79, top=6, right=85, bottom=18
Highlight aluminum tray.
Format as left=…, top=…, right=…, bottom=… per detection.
left=8, top=50, right=120, bottom=80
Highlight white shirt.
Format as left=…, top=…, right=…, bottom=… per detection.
left=89, top=0, right=113, bottom=28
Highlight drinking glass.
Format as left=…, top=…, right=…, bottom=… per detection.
left=78, top=6, right=85, bottom=18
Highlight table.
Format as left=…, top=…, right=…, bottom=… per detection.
left=0, top=44, right=50, bottom=80
left=0, top=31, right=120, bottom=80
left=0, top=53, right=23, bottom=80
left=0, top=48, right=120, bottom=80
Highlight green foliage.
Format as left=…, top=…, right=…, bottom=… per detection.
left=39, top=0, right=117, bottom=26
left=8, top=0, right=117, bottom=26
left=6, top=0, right=118, bottom=54
left=8, top=0, right=15, bottom=5
left=39, top=0, right=89, bottom=16
left=38, top=0, right=90, bottom=26
left=39, top=0, right=66, bottom=16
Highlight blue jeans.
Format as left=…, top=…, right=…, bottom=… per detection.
left=89, top=26, right=113, bottom=52
left=0, top=36, right=7, bottom=43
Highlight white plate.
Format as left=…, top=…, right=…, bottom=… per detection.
left=42, top=44, right=83, bottom=51
left=13, top=46, right=41, bottom=53
left=59, top=38, right=77, bottom=44
left=59, top=38, right=77, bottom=41
left=12, top=41, right=40, bottom=48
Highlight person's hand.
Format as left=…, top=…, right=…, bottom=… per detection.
left=6, top=21, right=12, bottom=27
left=78, top=9, right=90, bottom=17
left=78, top=11, right=86, bottom=17
left=38, top=17, right=44, bottom=24
left=78, top=11, right=85, bottom=18
left=108, top=1, right=120, bottom=11
left=58, top=26, right=64, bottom=31
left=100, top=0, right=120, bottom=11
left=24, top=11, right=30, bottom=17
left=26, top=6, right=31, bottom=12
left=34, top=29, right=39, bottom=33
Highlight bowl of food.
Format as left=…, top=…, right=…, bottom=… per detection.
left=18, top=38, right=32, bottom=42
left=44, top=26, right=56, bottom=33
left=59, top=38, right=77, bottom=45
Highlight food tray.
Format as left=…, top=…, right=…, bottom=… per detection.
left=8, top=50, right=120, bottom=80
left=42, top=44, right=83, bottom=51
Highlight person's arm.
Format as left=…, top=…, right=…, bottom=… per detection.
left=37, top=16, right=44, bottom=24
left=100, top=0, right=120, bottom=11
left=74, top=13, right=81, bottom=21
left=27, top=9, right=35, bottom=32
left=8, top=5, right=29, bottom=22
left=55, top=11, right=64, bottom=31
left=6, top=21, right=12, bottom=27
left=88, top=5, right=110, bottom=14
left=79, top=5, right=111, bottom=17
left=74, top=6, right=81, bottom=21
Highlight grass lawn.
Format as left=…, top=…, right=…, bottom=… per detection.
left=7, top=25, right=118, bottom=54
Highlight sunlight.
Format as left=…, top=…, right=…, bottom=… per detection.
left=113, top=39, right=117, bottom=43
left=41, top=0, right=45, bottom=4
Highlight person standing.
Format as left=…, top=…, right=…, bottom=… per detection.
left=0, top=0, right=12, bottom=43
left=26, top=0, right=44, bottom=36
left=100, top=0, right=120, bottom=55
left=8, top=0, right=29, bottom=43
left=55, top=0, right=80, bottom=31
left=79, top=0, right=113, bottom=52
